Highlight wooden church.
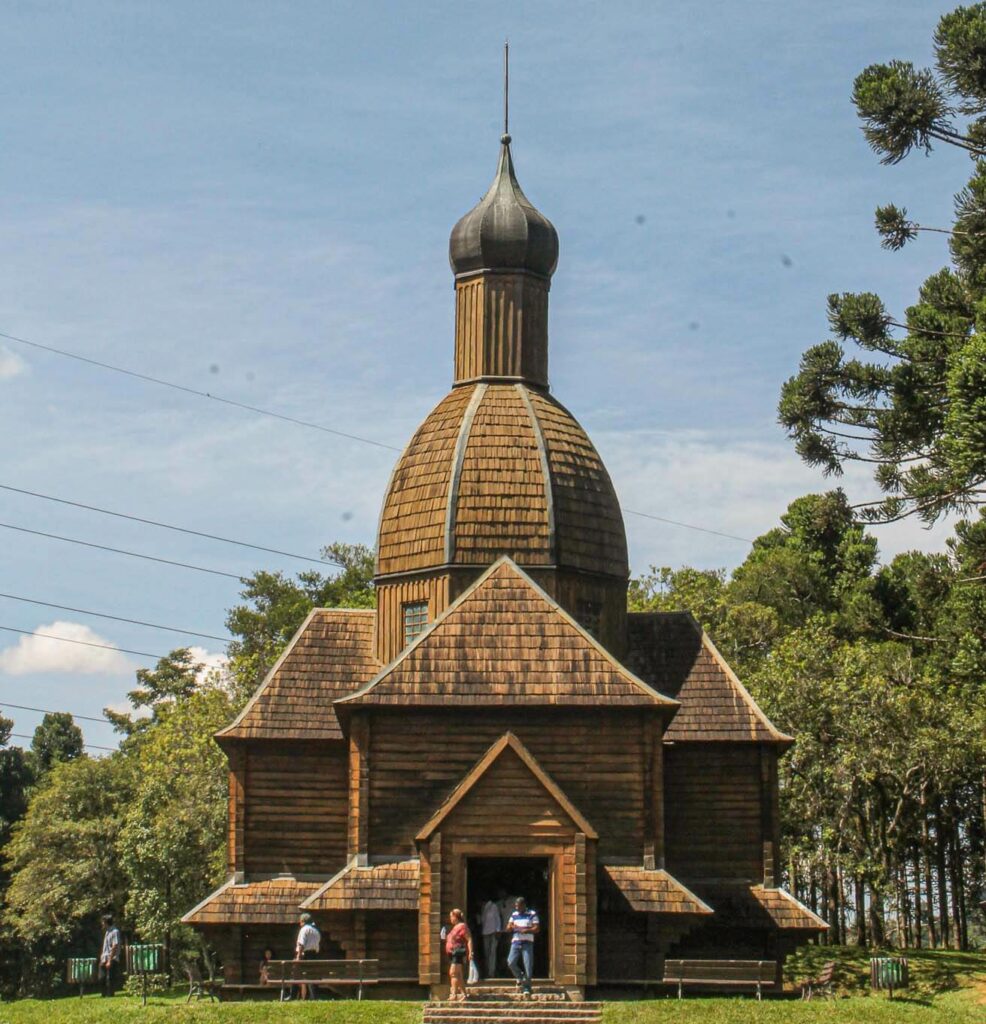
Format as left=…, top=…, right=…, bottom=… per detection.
left=184, top=124, right=826, bottom=996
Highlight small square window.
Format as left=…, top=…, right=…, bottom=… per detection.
left=403, top=601, right=429, bottom=647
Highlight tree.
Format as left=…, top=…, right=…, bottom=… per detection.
left=29, top=712, right=83, bottom=777
left=3, top=754, right=132, bottom=993
left=779, top=4, right=986, bottom=524
left=225, top=541, right=374, bottom=703
left=118, top=685, right=233, bottom=970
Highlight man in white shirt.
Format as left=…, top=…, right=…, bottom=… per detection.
left=294, top=912, right=321, bottom=1000
left=507, top=897, right=539, bottom=998
left=98, top=914, right=121, bottom=997
left=480, top=898, right=502, bottom=978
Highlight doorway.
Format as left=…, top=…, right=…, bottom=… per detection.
left=466, top=857, right=551, bottom=980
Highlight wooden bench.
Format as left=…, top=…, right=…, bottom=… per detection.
left=800, top=960, right=836, bottom=1001
left=266, top=959, right=379, bottom=1000
left=663, top=959, right=777, bottom=1000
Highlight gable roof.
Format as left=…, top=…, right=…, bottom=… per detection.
left=416, top=731, right=597, bottom=840
left=302, top=860, right=419, bottom=912
left=625, top=612, right=792, bottom=745
left=182, top=877, right=321, bottom=926
left=217, top=608, right=379, bottom=742
left=601, top=866, right=712, bottom=916
left=339, top=558, right=677, bottom=710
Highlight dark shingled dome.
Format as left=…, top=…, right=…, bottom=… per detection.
left=449, top=136, right=559, bottom=280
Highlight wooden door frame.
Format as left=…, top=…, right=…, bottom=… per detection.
left=450, top=840, right=566, bottom=982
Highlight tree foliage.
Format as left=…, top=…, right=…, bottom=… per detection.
left=780, top=4, right=986, bottom=524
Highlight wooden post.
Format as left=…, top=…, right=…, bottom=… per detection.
left=227, top=746, right=246, bottom=876
left=760, top=746, right=780, bottom=887
left=348, top=714, right=370, bottom=864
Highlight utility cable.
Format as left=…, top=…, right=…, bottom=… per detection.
left=0, top=701, right=108, bottom=724
left=2, top=328, right=755, bottom=547
left=0, top=623, right=165, bottom=660
left=0, top=329, right=400, bottom=452
left=0, top=483, right=343, bottom=567
left=0, top=592, right=227, bottom=642
left=8, top=731, right=114, bottom=752
left=0, top=522, right=246, bottom=580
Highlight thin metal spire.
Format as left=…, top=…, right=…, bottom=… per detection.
left=503, top=40, right=510, bottom=139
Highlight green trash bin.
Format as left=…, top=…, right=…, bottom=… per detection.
left=870, top=957, right=908, bottom=997
left=66, top=957, right=98, bottom=996
left=126, top=943, right=164, bottom=1005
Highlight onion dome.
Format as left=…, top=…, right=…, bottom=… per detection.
left=376, top=382, right=628, bottom=580
left=449, top=135, right=559, bottom=280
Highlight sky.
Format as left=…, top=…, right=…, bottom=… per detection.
left=0, top=1, right=972, bottom=752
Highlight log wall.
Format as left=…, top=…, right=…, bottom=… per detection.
left=241, top=741, right=349, bottom=877
left=369, top=710, right=650, bottom=860
left=663, top=743, right=764, bottom=883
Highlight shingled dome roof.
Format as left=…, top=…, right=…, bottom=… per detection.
left=449, top=136, right=559, bottom=280
left=376, top=382, right=628, bottom=580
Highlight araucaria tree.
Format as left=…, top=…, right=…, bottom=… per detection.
left=780, top=4, right=986, bottom=524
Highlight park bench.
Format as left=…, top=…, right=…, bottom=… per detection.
left=800, top=960, right=836, bottom=1000
left=185, top=962, right=223, bottom=1002
left=663, top=959, right=777, bottom=1000
left=266, top=958, right=379, bottom=1000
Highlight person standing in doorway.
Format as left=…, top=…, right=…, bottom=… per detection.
left=480, top=896, right=502, bottom=978
left=98, top=914, right=121, bottom=997
left=294, top=912, right=321, bottom=1000
left=507, top=897, right=539, bottom=998
left=445, top=908, right=473, bottom=1002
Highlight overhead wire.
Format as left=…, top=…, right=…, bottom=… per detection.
left=2, top=327, right=753, bottom=547
left=0, top=701, right=109, bottom=724
left=0, top=329, right=401, bottom=452
left=0, top=592, right=228, bottom=642
left=8, top=731, right=115, bottom=752
left=0, top=522, right=247, bottom=580
left=0, top=483, right=343, bottom=567
left=0, top=623, right=166, bottom=660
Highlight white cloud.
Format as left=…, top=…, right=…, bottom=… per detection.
left=0, top=346, right=26, bottom=381
left=187, top=645, right=228, bottom=683
left=0, top=620, right=134, bottom=676
left=600, top=428, right=955, bottom=574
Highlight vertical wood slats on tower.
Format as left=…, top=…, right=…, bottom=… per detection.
left=453, top=274, right=548, bottom=385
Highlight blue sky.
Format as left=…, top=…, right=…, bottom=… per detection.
left=0, top=1, right=970, bottom=751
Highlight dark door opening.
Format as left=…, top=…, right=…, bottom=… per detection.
left=466, top=857, right=551, bottom=980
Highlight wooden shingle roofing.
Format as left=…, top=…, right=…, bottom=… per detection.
left=691, top=884, right=828, bottom=932
left=302, top=860, right=419, bottom=912
left=182, top=877, right=321, bottom=926
left=217, top=608, right=379, bottom=742
left=625, top=612, right=792, bottom=745
left=338, top=559, right=678, bottom=710
left=376, top=383, right=628, bottom=580
left=601, top=866, right=712, bottom=916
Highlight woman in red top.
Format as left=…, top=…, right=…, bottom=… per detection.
left=445, top=908, right=474, bottom=1001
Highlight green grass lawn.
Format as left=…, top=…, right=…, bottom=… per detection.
left=0, top=950, right=982, bottom=1024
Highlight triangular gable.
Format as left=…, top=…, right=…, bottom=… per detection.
left=218, top=608, right=379, bottom=742
left=626, top=612, right=792, bottom=745
left=416, top=732, right=597, bottom=840
left=338, top=558, right=678, bottom=710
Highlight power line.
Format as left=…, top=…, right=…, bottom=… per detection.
left=0, top=701, right=107, bottom=724
left=0, top=624, right=165, bottom=660
left=0, top=483, right=342, bottom=567
left=0, top=522, right=246, bottom=580
left=1, top=327, right=754, bottom=548
left=622, top=508, right=752, bottom=544
left=0, top=593, right=227, bottom=642
left=8, top=731, right=114, bottom=752
left=0, top=329, right=400, bottom=452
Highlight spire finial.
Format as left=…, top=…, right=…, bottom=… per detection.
left=502, top=40, right=510, bottom=144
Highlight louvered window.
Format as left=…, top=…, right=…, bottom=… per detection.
left=403, top=601, right=429, bottom=647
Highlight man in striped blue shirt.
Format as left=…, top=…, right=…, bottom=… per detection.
left=506, top=897, right=539, bottom=997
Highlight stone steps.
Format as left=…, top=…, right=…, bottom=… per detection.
left=423, top=999, right=602, bottom=1024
